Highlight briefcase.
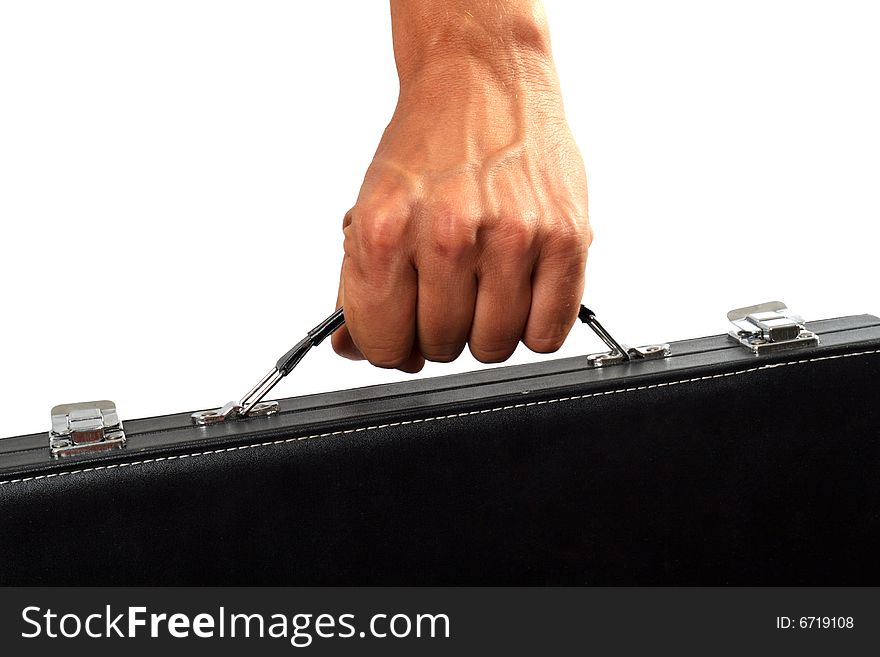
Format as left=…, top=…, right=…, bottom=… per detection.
left=1, top=301, right=878, bottom=585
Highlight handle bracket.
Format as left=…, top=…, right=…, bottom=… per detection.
left=191, top=309, right=346, bottom=425
left=579, top=306, right=671, bottom=367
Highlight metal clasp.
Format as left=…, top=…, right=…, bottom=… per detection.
left=50, top=400, right=127, bottom=457
left=727, top=301, right=819, bottom=354
left=578, top=306, right=671, bottom=367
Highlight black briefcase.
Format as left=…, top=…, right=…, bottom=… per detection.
left=1, top=302, right=878, bottom=585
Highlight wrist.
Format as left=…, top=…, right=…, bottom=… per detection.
left=390, top=0, right=555, bottom=89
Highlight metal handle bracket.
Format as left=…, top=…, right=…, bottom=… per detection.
left=191, top=308, right=346, bottom=425
left=578, top=306, right=671, bottom=367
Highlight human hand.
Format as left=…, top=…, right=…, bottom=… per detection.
left=332, top=0, right=591, bottom=372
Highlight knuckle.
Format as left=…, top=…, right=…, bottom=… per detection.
left=350, top=208, right=409, bottom=256
left=541, top=227, right=592, bottom=272
left=582, top=221, right=594, bottom=248
left=548, top=214, right=592, bottom=250
left=425, top=213, right=477, bottom=263
left=469, top=340, right=518, bottom=364
left=366, top=353, right=409, bottom=369
left=524, top=332, right=567, bottom=354
left=360, top=342, right=411, bottom=369
left=420, top=341, right=465, bottom=363
left=502, top=215, right=539, bottom=253
left=341, top=208, right=354, bottom=231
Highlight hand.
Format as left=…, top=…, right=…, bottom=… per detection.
left=332, top=1, right=592, bottom=372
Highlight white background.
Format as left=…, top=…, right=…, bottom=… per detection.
left=0, top=1, right=877, bottom=438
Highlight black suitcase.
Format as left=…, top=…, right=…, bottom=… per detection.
left=1, top=302, right=878, bottom=585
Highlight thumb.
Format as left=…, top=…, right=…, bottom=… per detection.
left=330, top=255, right=365, bottom=361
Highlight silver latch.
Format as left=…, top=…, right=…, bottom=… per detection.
left=579, top=307, right=671, bottom=367
left=727, top=301, right=819, bottom=354
left=50, top=400, right=127, bottom=457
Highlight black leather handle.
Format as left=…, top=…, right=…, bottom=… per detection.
left=275, top=308, right=345, bottom=376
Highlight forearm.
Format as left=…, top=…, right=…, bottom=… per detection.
left=389, top=0, right=558, bottom=94
left=382, top=0, right=568, bottom=169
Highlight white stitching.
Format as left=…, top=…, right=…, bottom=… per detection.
left=1, top=348, right=877, bottom=488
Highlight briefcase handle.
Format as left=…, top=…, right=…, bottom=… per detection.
left=191, top=304, right=670, bottom=425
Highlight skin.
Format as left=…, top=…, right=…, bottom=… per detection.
left=332, top=0, right=592, bottom=372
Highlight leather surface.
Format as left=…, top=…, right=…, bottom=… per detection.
left=1, top=343, right=879, bottom=584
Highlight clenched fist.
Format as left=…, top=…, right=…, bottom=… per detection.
left=332, top=0, right=591, bottom=372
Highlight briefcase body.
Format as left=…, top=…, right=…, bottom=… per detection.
left=1, top=305, right=878, bottom=585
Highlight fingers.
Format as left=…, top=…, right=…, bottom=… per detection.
left=468, top=221, right=537, bottom=363
left=338, top=206, right=425, bottom=373
left=416, top=268, right=478, bottom=363
left=415, top=219, right=479, bottom=363
left=522, top=222, right=590, bottom=353
left=334, top=271, right=427, bottom=374
left=332, top=203, right=591, bottom=370
left=390, top=345, right=427, bottom=374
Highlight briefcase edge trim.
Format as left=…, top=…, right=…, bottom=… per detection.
left=2, top=345, right=877, bottom=489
